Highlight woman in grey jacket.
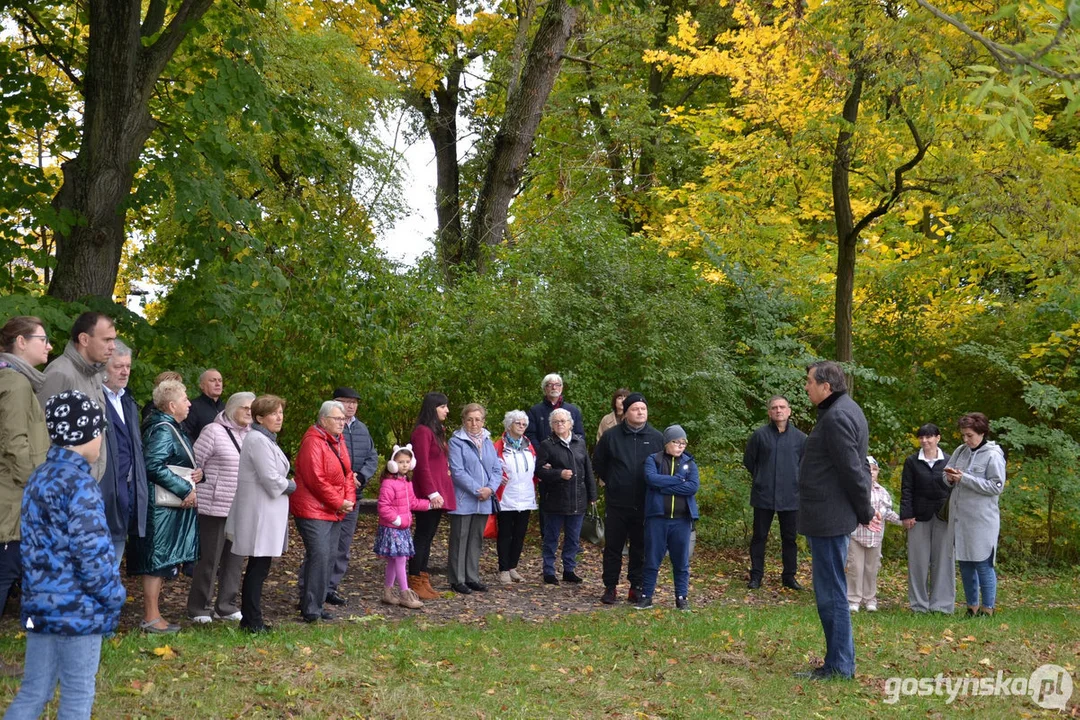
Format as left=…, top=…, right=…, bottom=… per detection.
left=943, top=412, right=1006, bottom=616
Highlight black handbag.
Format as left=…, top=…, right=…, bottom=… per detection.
left=581, top=505, right=605, bottom=545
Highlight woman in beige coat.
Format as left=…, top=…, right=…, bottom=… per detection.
left=226, top=395, right=292, bottom=633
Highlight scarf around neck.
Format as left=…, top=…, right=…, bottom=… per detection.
left=502, top=432, right=528, bottom=452
left=0, top=352, right=46, bottom=392
left=252, top=422, right=278, bottom=443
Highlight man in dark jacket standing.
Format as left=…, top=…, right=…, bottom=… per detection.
left=100, top=342, right=148, bottom=566
left=181, top=368, right=224, bottom=441
left=592, top=392, right=663, bottom=604
left=525, top=373, right=585, bottom=450
left=900, top=423, right=954, bottom=613
left=323, top=386, right=379, bottom=606
left=797, top=361, right=878, bottom=680
left=743, top=395, right=806, bottom=590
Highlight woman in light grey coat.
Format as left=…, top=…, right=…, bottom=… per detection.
left=942, top=412, right=1005, bottom=617
left=226, top=395, right=293, bottom=633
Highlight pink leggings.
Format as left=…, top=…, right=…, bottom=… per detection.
left=385, top=556, right=409, bottom=592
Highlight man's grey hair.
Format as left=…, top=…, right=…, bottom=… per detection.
left=318, top=400, right=345, bottom=420
left=199, top=368, right=221, bottom=384
left=541, top=373, right=563, bottom=391
left=111, top=340, right=132, bottom=358
left=806, top=361, right=848, bottom=393
left=503, top=410, right=528, bottom=431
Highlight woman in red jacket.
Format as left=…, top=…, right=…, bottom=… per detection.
left=291, top=401, right=355, bottom=623
left=407, top=392, right=453, bottom=599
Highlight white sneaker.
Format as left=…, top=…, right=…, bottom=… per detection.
left=849, top=604, right=860, bottom=613
left=508, top=569, right=524, bottom=582
left=498, top=571, right=512, bottom=585
left=865, top=603, right=877, bottom=612
left=191, top=615, right=212, bottom=624
left=214, top=611, right=243, bottom=621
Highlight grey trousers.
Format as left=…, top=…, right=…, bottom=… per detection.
left=447, top=514, right=486, bottom=586
left=907, top=515, right=956, bottom=613
left=295, top=517, right=341, bottom=617
left=327, top=503, right=360, bottom=592
left=187, top=515, right=244, bottom=617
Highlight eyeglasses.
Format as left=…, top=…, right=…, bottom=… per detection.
left=669, top=440, right=688, bottom=447
left=326, top=415, right=346, bottom=422
left=25, top=334, right=49, bottom=343
left=239, top=406, right=252, bottom=411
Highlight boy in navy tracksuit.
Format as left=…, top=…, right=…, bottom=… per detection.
left=636, top=425, right=699, bottom=610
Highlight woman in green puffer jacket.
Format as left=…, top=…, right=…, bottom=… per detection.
left=0, top=316, right=52, bottom=621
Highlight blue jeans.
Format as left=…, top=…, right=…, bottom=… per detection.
left=542, top=513, right=584, bottom=576
left=958, top=557, right=996, bottom=609
left=3, top=633, right=103, bottom=720
left=808, top=535, right=855, bottom=678
left=642, top=517, right=693, bottom=598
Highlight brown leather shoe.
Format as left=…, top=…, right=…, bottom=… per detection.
left=411, top=573, right=440, bottom=600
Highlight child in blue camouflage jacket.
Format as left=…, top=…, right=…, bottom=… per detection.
left=3, top=390, right=125, bottom=720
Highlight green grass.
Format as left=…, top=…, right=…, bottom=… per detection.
left=1, top=563, right=1077, bottom=718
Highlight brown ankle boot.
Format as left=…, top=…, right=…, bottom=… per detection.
left=414, top=572, right=440, bottom=600
left=399, top=588, right=424, bottom=609
left=381, top=586, right=400, bottom=606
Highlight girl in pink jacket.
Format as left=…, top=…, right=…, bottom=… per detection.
left=374, top=445, right=438, bottom=609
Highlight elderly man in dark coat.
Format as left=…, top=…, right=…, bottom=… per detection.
left=797, top=361, right=878, bottom=680
left=743, top=395, right=806, bottom=590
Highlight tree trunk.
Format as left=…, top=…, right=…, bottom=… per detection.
left=636, top=0, right=676, bottom=207
left=412, top=78, right=464, bottom=281
left=831, top=69, right=864, bottom=364
left=47, top=0, right=216, bottom=302
left=467, top=0, right=578, bottom=270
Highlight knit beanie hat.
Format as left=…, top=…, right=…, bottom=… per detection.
left=45, top=390, right=105, bottom=447
left=623, top=392, right=647, bottom=412
left=663, top=425, right=687, bottom=444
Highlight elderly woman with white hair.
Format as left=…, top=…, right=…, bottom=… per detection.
left=493, top=410, right=538, bottom=584
left=129, top=379, right=204, bottom=633
left=291, top=400, right=355, bottom=623
left=186, top=391, right=255, bottom=624
left=535, top=407, right=596, bottom=585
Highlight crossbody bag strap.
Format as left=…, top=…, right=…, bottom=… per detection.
left=224, top=427, right=242, bottom=455
left=155, top=421, right=196, bottom=467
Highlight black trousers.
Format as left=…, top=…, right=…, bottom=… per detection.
left=0, top=542, right=20, bottom=616
left=602, top=505, right=645, bottom=590
left=240, top=556, right=272, bottom=629
left=496, top=510, right=531, bottom=571
left=409, top=509, right=444, bottom=576
left=749, top=507, right=799, bottom=581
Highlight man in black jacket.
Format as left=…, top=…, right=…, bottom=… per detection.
left=743, top=395, right=807, bottom=590
left=100, top=342, right=148, bottom=566
left=797, top=361, right=878, bottom=680
left=900, top=423, right=954, bottom=613
left=181, top=368, right=224, bottom=441
left=592, top=392, right=663, bottom=604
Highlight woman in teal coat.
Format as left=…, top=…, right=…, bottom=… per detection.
left=127, top=379, right=202, bottom=633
